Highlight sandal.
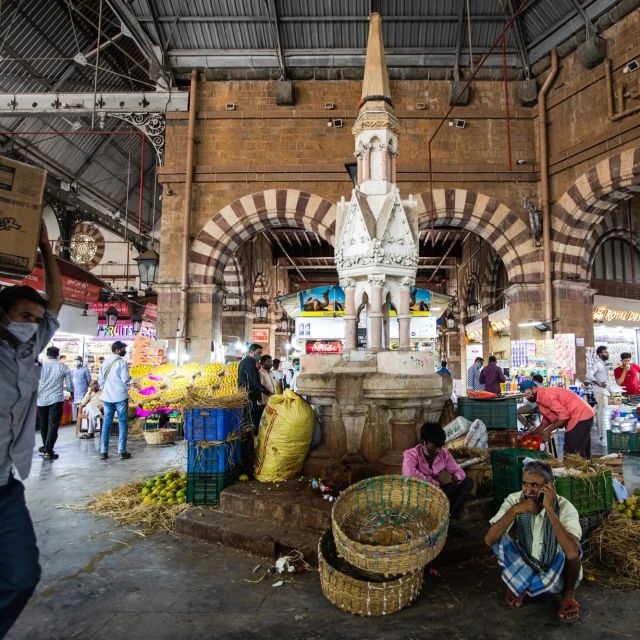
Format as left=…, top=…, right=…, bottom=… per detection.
left=80, top=433, right=95, bottom=439
left=557, top=597, right=580, bottom=624
left=505, top=589, right=526, bottom=608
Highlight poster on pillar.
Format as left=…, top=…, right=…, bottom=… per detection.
left=299, top=286, right=345, bottom=316
left=388, top=288, right=432, bottom=316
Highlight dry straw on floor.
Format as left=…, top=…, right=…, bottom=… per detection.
left=59, top=478, right=190, bottom=533
left=584, top=513, right=640, bottom=590
left=318, top=529, right=423, bottom=616
left=183, top=388, right=249, bottom=410
left=127, top=418, right=145, bottom=440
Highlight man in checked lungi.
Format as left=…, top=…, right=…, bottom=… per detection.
left=484, top=460, right=582, bottom=624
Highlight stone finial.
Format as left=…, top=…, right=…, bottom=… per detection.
left=359, top=13, right=392, bottom=113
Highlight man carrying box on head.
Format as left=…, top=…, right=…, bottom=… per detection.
left=484, top=459, right=582, bottom=624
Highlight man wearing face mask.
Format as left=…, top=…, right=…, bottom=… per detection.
left=284, top=357, right=301, bottom=392
left=587, top=346, right=610, bottom=442
left=238, top=343, right=272, bottom=433
left=98, top=341, right=131, bottom=460
left=466, top=357, right=485, bottom=392
left=0, top=221, right=63, bottom=638
left=71, top=356, right=91, bottom=421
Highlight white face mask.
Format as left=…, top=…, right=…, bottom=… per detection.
left=7, top=322, right=38, bottom=342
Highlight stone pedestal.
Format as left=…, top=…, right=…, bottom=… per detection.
left=297, top=350, right=448, bottom=478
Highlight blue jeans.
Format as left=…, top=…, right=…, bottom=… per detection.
left=0, top=478, right=41, bottom=639
left=101, top=400, right=129, bottom=455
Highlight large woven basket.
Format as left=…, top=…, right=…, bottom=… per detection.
left=332, top=475, right=449, bottom=576
left=318, top=529, right=423, bottom=616
left=143, top=428, right=177, bottom=446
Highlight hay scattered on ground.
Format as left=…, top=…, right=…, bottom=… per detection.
left=448, top=445, right=491, bottom=460
left=128, top=418, right=145, bottom=440
left=59, top=478, right=190, bottom=533
left=584, top=513, right=640, bottom=590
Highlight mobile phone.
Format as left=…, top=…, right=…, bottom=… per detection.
left=537, top=493, right=545, bottom=505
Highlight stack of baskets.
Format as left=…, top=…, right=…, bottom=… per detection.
left=319, top=475, right=450, bottom=616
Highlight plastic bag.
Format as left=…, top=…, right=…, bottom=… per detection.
left=443, top=416, right=471, bottom=443
left=254, top=389, right=315, bottom=482
left=464, top=419, right=488, bottom=448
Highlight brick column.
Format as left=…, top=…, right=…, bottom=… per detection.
left=505, top=283, right=545, bottom=342
left=187, top=284, right=217, bottom=362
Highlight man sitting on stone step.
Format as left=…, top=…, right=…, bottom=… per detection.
left=402, top=422, right=473, bottom=536
left=484, top=459, right=582, bottom=624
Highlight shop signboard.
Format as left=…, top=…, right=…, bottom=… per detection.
left=95, top=319, right=156, bottom=340
left=251, top=328, right=270, bottom=343
left=0, top=267, right=102, bottom=304
left=296, top=317, right=345, bottom=340
left=89, top=301, right=129, bottom=316
left=305, top=341, right=343, bottom=354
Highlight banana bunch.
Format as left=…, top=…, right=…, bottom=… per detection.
left=130, top=364, right=152, bottom=379
left=225, top=362, right=239, bottom=377
left=220, top=374, right=237, bottom=388
left=202, top=363, right=225, bottom=376
left=193, top=375, right=220, bottom=389
left=167, top=376, right=192, bottom=390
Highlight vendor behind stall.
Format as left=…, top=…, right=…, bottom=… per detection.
left=614, top=352, right=640, bottom=396
left=402, top=422, right=473, bottom=536
left=519, top=380, right=594, bottom=458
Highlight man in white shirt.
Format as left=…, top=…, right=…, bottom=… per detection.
left=283, top=358, right=300, bottom=392
left=79, top=380, right=103, bottom=439
left=258, top=355, right=276, bottom=405
left=484, top=460, right=582, bottom=624
left=587, top=345, right=610, bottom=442
left=98, top=340, right=131, bottom=460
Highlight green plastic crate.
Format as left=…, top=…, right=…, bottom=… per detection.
left=491, top=448, right=549, bottom=512
left=186, top=470, right=239, bottom=505
left=458, top=397, right=519, bottom=429
left=607, top=430, right=640, bottom=454
left=554, top=471, right=614, bottom=516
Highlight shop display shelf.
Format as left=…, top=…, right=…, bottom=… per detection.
left=458, top=397, right=518, bottom=430
left=187, top=440, right=242, bottom=474
left=607, top=430, right=640, bottom=454
left=186, top=470, right=239, bottom=505
left=184, top=408, right=242, bottom=441
left=491, top=448, right=549, bottom=512
left=554, top=471, right=614, bottom=516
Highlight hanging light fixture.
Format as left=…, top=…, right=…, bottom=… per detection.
left=278, top=311, right=289, bottom=333
left=131, top=312, right=143, bottom=334
left=445, top=310, right=457, bottom=331
left=134, top=248, right=160, bottom=289
left=467, top=300, right=479, bottom=317
left=255, top=298, right=269, bottom=322
left=105, top=305, right=119, bottom=327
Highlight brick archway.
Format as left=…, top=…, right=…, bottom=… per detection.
left=416, top=189, right=535, bottom=284
left=553, top=147, right=640, bottom=280
left=190, top=189, right=336, bottom=285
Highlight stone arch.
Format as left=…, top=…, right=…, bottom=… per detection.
left=416, top=189, right=534, bottom=284
left=585, top=205, right=640, bottom=279
left=190, top=189, right=336, bottom=285
left=552, top=147, right=640, bottom=280
left=222, top=256, right=247, bottom=312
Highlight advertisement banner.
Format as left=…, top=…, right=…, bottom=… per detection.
left=305, top=341, right=343, bottom=354
left=95, top=319, right=156, bottom=340
left=299, top=286, right=345, bottom=316
left=0, top=267, right=102, bottom=304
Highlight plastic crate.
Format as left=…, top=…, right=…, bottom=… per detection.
left=186, top=470, right=239, bottom=505
left=554, top=471, right=614, bottom=516
left=187, top=440, right=242, bottom=474
left=491, top=448, right=549, bottom=512
left=607, top=430, right=640, bottom=454
left=488, top=429, right=519, bottom=449
left=184, top=408, right=242, bottom=441
left=458, top=397, right=519, bottom=430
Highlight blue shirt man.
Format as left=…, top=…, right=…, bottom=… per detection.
left=71, top=357, right=91, bottom=401
left=436, top=360, right=452, bottom=376
left=467, top=357, right=485, bottom=391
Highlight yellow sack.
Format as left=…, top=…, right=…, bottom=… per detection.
left=254, top=389, right=315, bottom=482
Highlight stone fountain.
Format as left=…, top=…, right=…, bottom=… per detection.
left=297, top=13, right=450, bottom=483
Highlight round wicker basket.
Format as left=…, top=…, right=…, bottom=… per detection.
left=318, top=529, right=423, bottom=616
left=143, top=428, right=177, bottom=446
left=332, top=475, right=449, bottom=576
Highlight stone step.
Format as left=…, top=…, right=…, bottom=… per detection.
left=175, top=508, right=322, bottom=563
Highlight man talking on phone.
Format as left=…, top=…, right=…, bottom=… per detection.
left=484, top=460, right=582, bottom=624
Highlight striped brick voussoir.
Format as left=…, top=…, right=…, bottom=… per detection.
left=189, top=189, right=336, bottom=285
left=552, top=147, right=640, bottom=280
left=416, top=188, right=536, bottom=283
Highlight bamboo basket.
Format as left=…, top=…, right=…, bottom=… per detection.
left=332, top=475, right=449, bottom=577
left=143, top=429, right=177, bottom=446
left=318, top=529, right=423, bottom=616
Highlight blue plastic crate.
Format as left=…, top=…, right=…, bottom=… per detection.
left=184, top=408, right=242, bottom=441
left=187, top=440, right=242, bottom=473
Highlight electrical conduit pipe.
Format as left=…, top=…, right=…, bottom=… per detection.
left=539, top=48, right=558, bottom=336
left=178, top=69, right=198, bottom=360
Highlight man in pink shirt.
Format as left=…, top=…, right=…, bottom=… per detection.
left=520, top=380, right=594, bottom=458
left=402, top=423, right=473, bottom=535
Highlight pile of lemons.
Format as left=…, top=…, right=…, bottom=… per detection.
left=615, top=489, right=640, bottom=519
left=202, top=363, right=225, bottom=376
left=177, top=362, right=201, bottom=377
left=130, top=364, right=153, bottom=379
left=140, top=471, right=188, bottom=505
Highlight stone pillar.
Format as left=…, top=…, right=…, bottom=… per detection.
left=505, top=283, right=545, bottom=342
left=362, top=144, right=371, bottom=181
left=391, top=154, right=397, bottom=184
left=446, top=328, right=463, bottom=379
left=341, top=279, right=357, bottom=353
left=482, top=314, right=491, bottom=356
left=187, top=284, right=217, bottom=362
left=356, top=155, right=363, bottom=185
left=398, top=279, right=412, bottom=351
left=368, top=274, right=385, bottom=352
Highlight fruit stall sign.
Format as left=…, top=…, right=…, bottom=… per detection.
left=251, top=328, right=269, bottom=343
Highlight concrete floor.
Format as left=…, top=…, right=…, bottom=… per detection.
left=6, top=426, right=640, bottom=640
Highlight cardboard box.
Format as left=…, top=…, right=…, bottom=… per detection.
left=0, top=156, right=47, bottom=277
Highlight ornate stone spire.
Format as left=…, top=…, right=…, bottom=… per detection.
left=352, top=13, right=399, bottom=196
